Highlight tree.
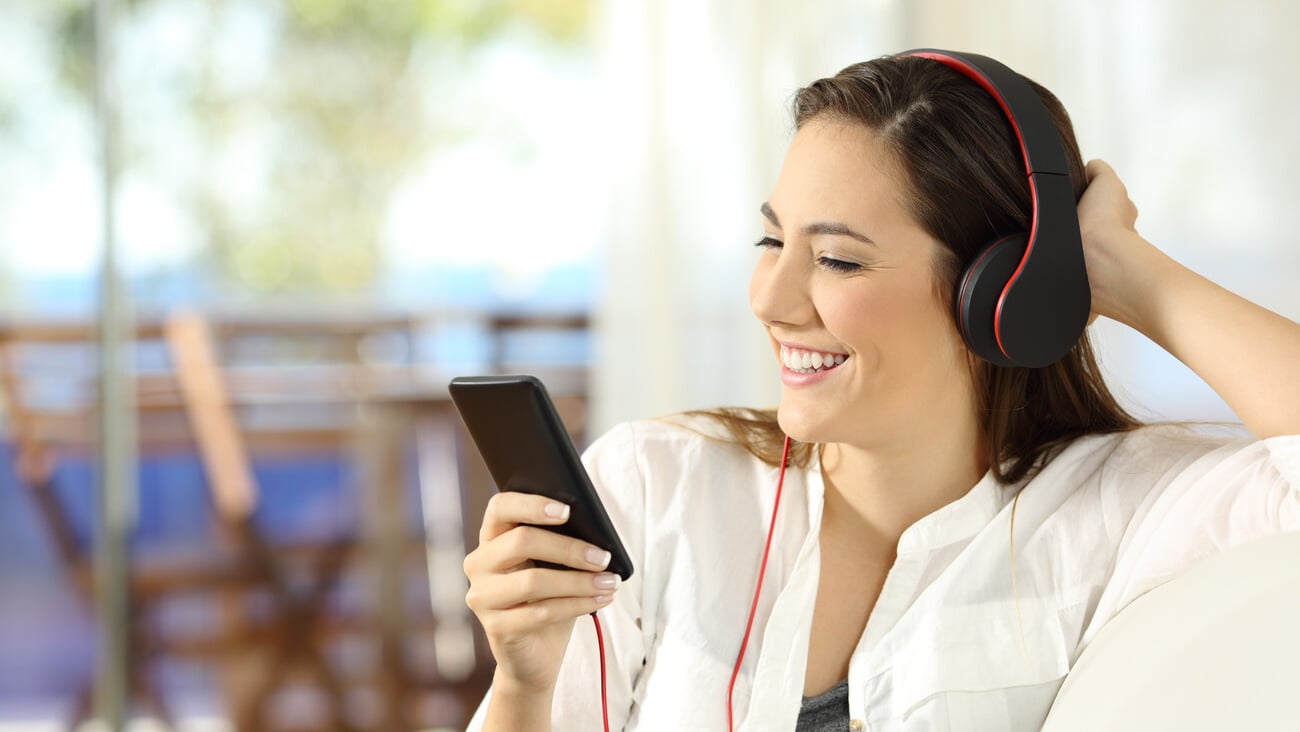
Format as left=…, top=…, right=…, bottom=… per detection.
left=45, top=0, right=592, bottom=296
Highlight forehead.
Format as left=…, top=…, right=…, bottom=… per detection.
left=767, top=118, right=916, bottom=233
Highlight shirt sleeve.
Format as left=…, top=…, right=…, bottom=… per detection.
left=1100, top=428, right=1300, bottom=617
left=465, top=421, right=649, bottom=731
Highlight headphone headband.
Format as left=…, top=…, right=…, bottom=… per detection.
left=897, top=49, right=1090, bottom=368
left=902, top=49, right=1070, bottom=177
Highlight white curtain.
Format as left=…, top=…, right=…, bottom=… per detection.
left=590, top=0, right=1300, bottom=433
left=589, top=0, right=906, bottom=433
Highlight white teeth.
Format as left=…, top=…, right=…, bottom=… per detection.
left=779, top=345, right=848, bottom=374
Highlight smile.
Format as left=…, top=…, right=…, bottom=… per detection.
left=780, top=345, right=848, bottom=374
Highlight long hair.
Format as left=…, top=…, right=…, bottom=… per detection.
left=700, top=54, right=1139, bottom=484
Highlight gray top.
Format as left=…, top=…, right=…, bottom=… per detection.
left=795, top=679, right=850, bottom=731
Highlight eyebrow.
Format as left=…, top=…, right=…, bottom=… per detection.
left=760, top=202, right=877, bottom=247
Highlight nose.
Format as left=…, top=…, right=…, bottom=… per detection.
left=749, top=246, right=815, bottom=328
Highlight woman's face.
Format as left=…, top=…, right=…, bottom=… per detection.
left=749, top=118, right=976, bottom=449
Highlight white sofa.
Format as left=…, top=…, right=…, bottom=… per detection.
left=1041, top=530, right=1300, bottom=731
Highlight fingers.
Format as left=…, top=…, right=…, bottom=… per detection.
left=464, top=526, right=622, bottom=642
left=470, top=523, right=613, bottom=575
left=465, top=490, right=619, bottom=614
left=468, top=566, right=620, bottom=615
left=477, top=594, right=615, bottom=640
left=479, top=490, right=571, bottom=544
left=1085, top=158, right=1114, bottom=183
left=1083, top=159, right=1125, bottom=200
left=1080, top=158, right=1138, bottom=228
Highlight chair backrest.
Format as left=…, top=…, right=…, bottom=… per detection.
left=164, top=311, right=257, bottom=524
left=1042, top=529, right=1300, bottom=731
left=0, top=319, right=202, bottom=567
left=1, top=310, right=417, bottom=538
left=0, top=319, right=192, bottom=457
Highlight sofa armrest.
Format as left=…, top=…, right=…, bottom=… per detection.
left=1043, top=530, right=1300, bottom=731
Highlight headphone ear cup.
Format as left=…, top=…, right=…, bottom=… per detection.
left=956, top=234, right=1027, bottom=368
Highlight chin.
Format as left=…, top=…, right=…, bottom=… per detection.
left=775, top=401, right=831, bottom=445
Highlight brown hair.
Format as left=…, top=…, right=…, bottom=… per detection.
left=699, top=54, right=1139, bottom=484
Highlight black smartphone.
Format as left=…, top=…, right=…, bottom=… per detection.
left=448, top=374, right=634, bottom=581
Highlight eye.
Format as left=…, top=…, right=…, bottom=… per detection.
left=818, top=256, right=862, bottom=273
left=754, top=236, right=783, bottom=250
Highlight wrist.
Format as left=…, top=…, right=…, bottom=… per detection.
left=1092, top=231, right=1180, bottom=333
left=484, top=669, right=556, bottom=732
left=491, top=666, right=557, bottom=703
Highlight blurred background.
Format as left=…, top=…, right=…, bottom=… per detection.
left=1, top=0, right=1297, bottom=730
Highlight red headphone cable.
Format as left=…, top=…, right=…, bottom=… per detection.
left=727, top=435, right=792, bottom=731
left=588, top=434, right=791, bottom=732
left=591, top=611, right=610, bottom=732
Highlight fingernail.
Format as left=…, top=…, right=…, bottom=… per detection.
left=544, top=502, right=570, bottom=520
left=593, top=572, right=620, bottom=590
left=585, top=547, right=611, bottom=569
left=594, top=594, right=614, bottom=606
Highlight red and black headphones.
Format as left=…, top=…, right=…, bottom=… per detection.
left=900, top=49, right=1091, bottom=368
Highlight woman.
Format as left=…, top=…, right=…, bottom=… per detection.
left=462, top=51, right=1300, bottom=731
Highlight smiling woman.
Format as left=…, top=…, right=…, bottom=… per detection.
left=750, top=118, right=992, bottom=468
left=461, top=50, right=1300, bottom=732
left=723, top=58, right=1137, bottom=485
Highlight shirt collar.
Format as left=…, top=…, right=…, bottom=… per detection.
left=896, top=469, right=1018, bottom=554
left=806, top=443, right=1020, bottom=555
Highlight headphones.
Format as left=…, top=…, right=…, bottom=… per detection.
left=899, top=49, right=1091, bottom=368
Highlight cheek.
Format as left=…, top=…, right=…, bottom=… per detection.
left=821, top=282, right=960, bottom=364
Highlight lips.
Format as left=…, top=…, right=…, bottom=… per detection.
left=780, top=344, right=848, bottom=374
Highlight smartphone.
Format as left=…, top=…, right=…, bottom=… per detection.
left=448, top=374, right=634, bottom=581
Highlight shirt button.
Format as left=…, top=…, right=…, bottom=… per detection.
left=849, top=721, right=865, bottom=732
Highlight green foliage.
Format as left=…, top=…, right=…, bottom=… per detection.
left=54, top=1, right=94, bottom=95
left=42, top=0, right=592, bottom=296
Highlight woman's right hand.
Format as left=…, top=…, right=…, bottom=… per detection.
left=463, top=491, right=622, bottom=696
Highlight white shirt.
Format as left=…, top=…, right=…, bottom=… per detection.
left=466, top=416, right=1300, bottom=731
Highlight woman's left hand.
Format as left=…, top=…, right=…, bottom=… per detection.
left=1076, top=158, right=1300, bottom=439
left=1076, top=159, right=1161, bottom=327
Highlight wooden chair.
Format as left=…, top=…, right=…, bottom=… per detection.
left=165, top=311, right=361, bottom=732
left=172, top=310, right=488, bottom=731
left=2, top=308, right=588, bottom=730
left=0, top=312, right=392, bottom=731
left=0, top=319, right=259, bottom=729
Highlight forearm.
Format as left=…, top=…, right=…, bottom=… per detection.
left=481, top=670, right=555, bottom=732
left=1112, top=234, right=1300, bottom=438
